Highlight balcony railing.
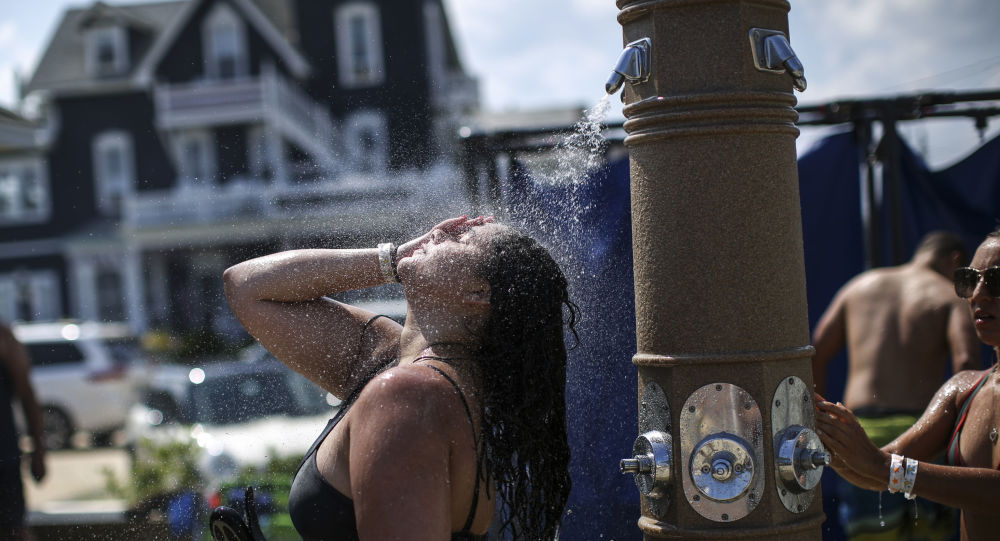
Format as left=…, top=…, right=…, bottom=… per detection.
left=154, top=69, right=336, bottom=168
left=123, top=163, right=470, bottom=231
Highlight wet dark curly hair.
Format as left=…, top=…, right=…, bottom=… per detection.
left=475, top=224, right=578, bottom=540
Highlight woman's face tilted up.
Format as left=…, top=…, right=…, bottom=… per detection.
left=396, top=221, right=501, bottom=310
left=967, top=236, right=1000, bottom=348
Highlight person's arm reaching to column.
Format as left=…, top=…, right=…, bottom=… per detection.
left=811, top=288, right=848, bottom=397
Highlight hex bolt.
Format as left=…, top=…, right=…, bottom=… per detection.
left=689, top=406, right=695, bottom=413
left=775, top=400, right=781, bottom=407
left=721, top=514, right=729, bottom=521
left=716, top=384, right=722, bottom=391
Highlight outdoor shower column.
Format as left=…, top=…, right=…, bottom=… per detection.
left=615, top=0, right=824, bottom=539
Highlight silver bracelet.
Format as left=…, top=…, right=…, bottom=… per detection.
left=377, top=243, right=399, bottom=284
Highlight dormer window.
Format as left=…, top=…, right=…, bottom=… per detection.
left=335, top=3, right=385, bottom=88
left=203, top=4, right=248, bottom=81
left=86, top=26, right=129, bottom=77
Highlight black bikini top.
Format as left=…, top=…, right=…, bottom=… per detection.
left=288, top=349, right=486, bottom=540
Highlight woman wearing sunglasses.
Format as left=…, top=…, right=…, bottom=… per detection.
left=816, top=227, right=1000, bottom=541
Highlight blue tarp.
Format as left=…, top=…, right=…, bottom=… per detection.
left=507, top=156, right=640, bottom=540
left=506, top=129, right=999, bottom=540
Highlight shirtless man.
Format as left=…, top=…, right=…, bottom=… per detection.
left=812, top=231, right=981, bottom=540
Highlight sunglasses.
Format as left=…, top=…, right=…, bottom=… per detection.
left=954, top=266, right=1000, bottom=298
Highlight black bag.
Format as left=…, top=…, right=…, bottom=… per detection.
left=209, top=486, right=267, bottom=541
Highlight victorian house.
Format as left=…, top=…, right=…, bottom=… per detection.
left=0, top=0, right=478, bottom=338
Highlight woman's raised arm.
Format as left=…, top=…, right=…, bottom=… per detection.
left=223, top=248, right=399, bottom=397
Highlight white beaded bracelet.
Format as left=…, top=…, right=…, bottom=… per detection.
left=377, top=243, right=399, bottom=284
left=902, top=457, right=918, bottom=500
left=888, top=453, right=905, bottom=493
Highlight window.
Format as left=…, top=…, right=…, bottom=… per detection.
left=25, top=343, right=86, bottom=367
left=86, top=26, right=129, bottom=77
left=96, top=268, right=125, bottom=322
left=0, top=271, right=61, bottom=323
left=335, top=3, right=385, bottom=88
left=423, top=2, right=446, bottom=84
left=92, top=131, right=134, bottom=216
left=247, top=126, right=273, bottom=180
left=172, top=131, right=216, bottom=186
left=203, top=4, right=247, bottom=80
left=344, top=110, right=387, bottom=173
left=0, top=158, right=49, bottom=224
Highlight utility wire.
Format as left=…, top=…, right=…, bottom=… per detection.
left=878, top=54, right=1000, bottom=92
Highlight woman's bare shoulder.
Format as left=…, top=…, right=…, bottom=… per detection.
left=353, top=365, right=468, bottom=427
left=937, top=368, right=992, bottom=406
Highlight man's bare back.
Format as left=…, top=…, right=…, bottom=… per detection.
left=812, top=234, right=981, bottom=412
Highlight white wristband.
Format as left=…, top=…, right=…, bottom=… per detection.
left=902, top=458, right=918, bottom=500
left=888, top=453, right=904, bottom=493
left=377, top=243, right=399, bottom=284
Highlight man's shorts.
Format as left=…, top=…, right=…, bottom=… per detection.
left=0, top=455, right=25, bottom=529
left=838, top=414, right=955, bottom=541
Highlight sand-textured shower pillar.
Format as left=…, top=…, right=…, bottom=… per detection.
left=617, top=0, right=823, bottom=538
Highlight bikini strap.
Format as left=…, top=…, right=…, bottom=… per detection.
left=417, top=362, right=483, bottom=534
left=947, top=368, right=994, bottom=466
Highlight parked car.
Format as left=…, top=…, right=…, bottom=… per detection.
left=12, top=320, right=150, bottom=449
left=125, top=356, right=338, bottom=486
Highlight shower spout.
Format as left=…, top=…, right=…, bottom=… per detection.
left=749, top=29, right=807, bottom=92
left=605, top=38, right=652, bottom=95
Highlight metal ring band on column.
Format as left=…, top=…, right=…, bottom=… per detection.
left=617, top=0, right=791, bottom=25
left=633, top=346, right=815, bottom=368
left=637, top=512, right=825, bottom=539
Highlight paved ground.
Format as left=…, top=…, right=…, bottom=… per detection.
left=23, top=447, right=131, bottom=513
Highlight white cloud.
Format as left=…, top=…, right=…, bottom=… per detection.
left=0, top=21, right=15, bottom=45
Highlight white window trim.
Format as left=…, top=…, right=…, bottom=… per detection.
left=202, top=3, right=249, bottom=81
left=85, top=25, right=129, bottom=77
left=335, top=3, right=385, bottom=89
left=172, top=130, right=216, bottom=188
left=0, top=157, right=50, bottom=225
left=92, top=131, right=134, bottom=216
left=344, top=110, right=388, bottom=173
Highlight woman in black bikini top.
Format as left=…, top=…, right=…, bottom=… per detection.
left=815, top=227, right=1000, bottom=541
left=224, top=216, right=576, bottom=540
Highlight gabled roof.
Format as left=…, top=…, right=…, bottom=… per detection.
left=24, top=1, right=186, bottom=96
left=24, top=0, right=310, bottom=97
left=77, top=1, right=156, bottom=32
left=134, top=0, right=310, bottom=84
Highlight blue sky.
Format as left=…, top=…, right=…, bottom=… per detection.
left=2, top=0, right=999, bottom=167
